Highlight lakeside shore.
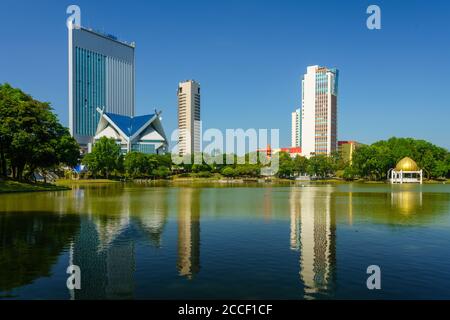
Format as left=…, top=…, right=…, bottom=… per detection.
left=2, top=177, right=448, bottom=194
left=0, top=180, right=70, bottom=194
left=58, top=176, right=450, bottom=186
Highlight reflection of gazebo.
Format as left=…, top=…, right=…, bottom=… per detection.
left=389, top=157, right=423, bottom=184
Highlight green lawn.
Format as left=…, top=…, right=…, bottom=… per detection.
left=0, top=180, right=70, bottom=194
left=55, top=179, right=120, bottom=185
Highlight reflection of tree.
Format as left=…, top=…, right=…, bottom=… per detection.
left=338, top=187, right=450, bottom=226
left=0, top=212, right=80, bottom=293
left=177, top=188, right=201, bottom=279
left=132, top=188, right=169, bottom=248
left=289, top=187, right=336, bottom=299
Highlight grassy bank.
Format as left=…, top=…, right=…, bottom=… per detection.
left=54, top=177, right=449, bottom=186
left=55, top=179, right=120, bottom=185
left=0, top=180, right=70, bottom=194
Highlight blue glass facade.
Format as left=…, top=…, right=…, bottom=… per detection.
left=131, top=143, right=156, bottom=154
left=75, top=47, right=106, bottom=137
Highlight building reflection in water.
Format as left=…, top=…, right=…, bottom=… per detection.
left=263, top=188, right=273, bottom=221
left=70, top=186, right=168, bottom=299
left=390, top=190, right=423, bottom=215
left=177, top=188, right=201, bottom=279
left=290, top=186, right=336, bottom=299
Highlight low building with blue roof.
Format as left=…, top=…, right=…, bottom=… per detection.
left=94, top=107, right=168, bottom=154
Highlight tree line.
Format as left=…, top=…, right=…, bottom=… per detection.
left=347, top=137, right=450, bottom=180
left=82, top=136, right=450, bottom=181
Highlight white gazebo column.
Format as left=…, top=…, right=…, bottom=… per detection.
left=400, top=170, right=403, bottom=184
left=420, top=170, right=423, bottom=184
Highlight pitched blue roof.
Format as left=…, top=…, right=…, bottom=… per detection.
left=105, top=112, right=154, bottom=137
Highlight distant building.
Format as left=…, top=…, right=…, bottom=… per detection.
left=301, top=65, right=338, bottom=157
left=338, top=141, right=361, bottom=164
left=68, top=26, right=135, bottom=149
left=291, top=108, right=301, bottom=147
left=94, top=108, right=167, bottom=154
left=258, top=145, right=302, bottom=158
left=177, top=80, right=201, bottom=156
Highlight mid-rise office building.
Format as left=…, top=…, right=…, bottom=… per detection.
left=291, top=108, right=301, bottom=147
left=177, top=80, right=201, bottom=156
left=68, top=25, right=135, bottom=148
left=300, top=65, right=338, bottom=157
left=338, top=140, right=361, bottom=164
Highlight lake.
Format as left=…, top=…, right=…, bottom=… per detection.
left=0, top=182, right=449, bottom=299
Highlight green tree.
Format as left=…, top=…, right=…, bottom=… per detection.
left=307, top=155, right=335, bottom=178
left=82, top=137, right=122, bottom=178
left=124, top=151, right=149, bottom=178
left=221, top=166, right=237, bottom=178
left=152, top=166, right=170, bottom=179
left=0, top=83, right=79, bottom=180
left=342, top=165, right=357, bottom=181
left=276, top=152, right=294, bottom=178
left=292, top=155, right=309, bottom=176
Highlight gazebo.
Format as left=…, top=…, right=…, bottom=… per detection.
left=389, top=157, right=423, bottom=184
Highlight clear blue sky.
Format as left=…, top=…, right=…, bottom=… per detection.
left=0, top=0, right=449, bottom=149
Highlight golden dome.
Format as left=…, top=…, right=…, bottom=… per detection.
left=395, top=157, right=419, bottom=171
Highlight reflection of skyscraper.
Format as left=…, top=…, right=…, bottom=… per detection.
left=289, top=186, right=336, bottom=299
left=71, top=217, right=136, bottom=299
left=105, top=242, right=135, bottom=299
left=290, top=190, right=300, bottom=251
left=263, top=188, right=273, bottom=221
left=177, top=188, right=201, bottom=279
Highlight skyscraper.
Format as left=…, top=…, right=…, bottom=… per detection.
left=68, top=25, right=135, bottom=148
left=300, top=65, right=338, bottom=157
left=291, top=108, right=301, bottom=148
left=177, top=80, right=201, bottom=156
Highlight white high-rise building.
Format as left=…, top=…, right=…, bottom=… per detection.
left=291, top=108, right=301, bottom=147
left=301, top=65, right=338, bottom=157
left=177, top=80, right=201, bottom=156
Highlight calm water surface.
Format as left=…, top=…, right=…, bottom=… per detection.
left=0, top=183, right=449, bottom=299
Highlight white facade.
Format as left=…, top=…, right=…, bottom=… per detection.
left=177, top=80, right=201, bottom=156
left=300, top=65, right=338, bottom=157
left=390, top=170, right=423, bottom=184
left=291, top=108, right=301, bottom=147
